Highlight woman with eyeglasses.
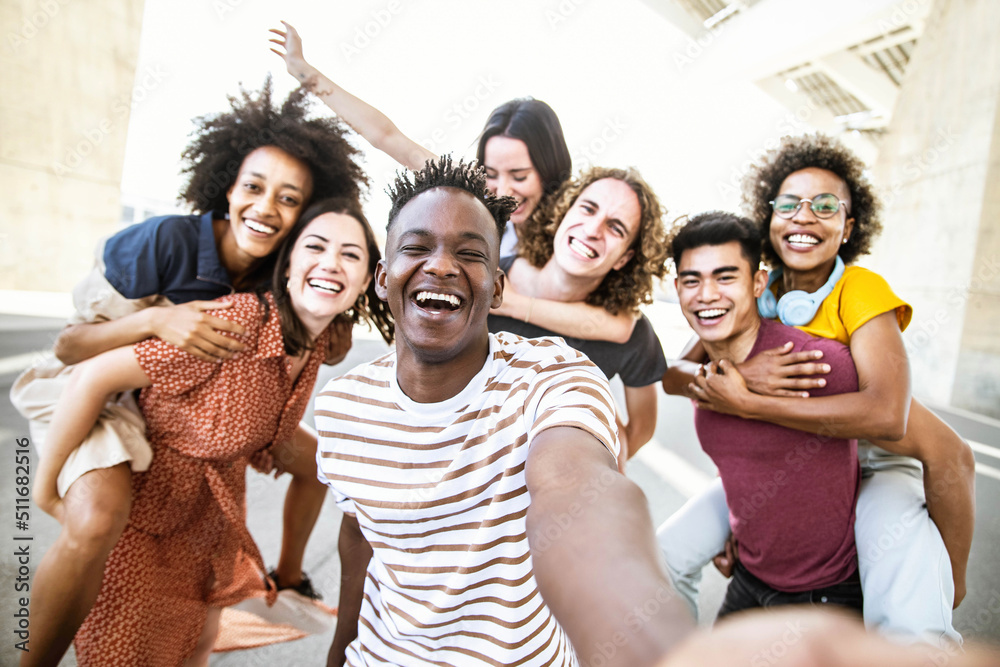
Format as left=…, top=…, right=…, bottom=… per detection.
left=659, top=134, right=974, bottom=648
left=269, top=21, right=640, bottom=345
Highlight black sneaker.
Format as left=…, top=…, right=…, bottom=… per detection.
left=267, top=569, right=323, bottom=601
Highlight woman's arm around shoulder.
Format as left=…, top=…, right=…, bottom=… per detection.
left=54, top=301, right=246, bottom=366
left=494, top=258, right=637, bottom=343
left=691, top=311, right=911, bottom=440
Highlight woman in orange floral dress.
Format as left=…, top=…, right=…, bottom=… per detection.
left=34, top=198, right=393, bottom=665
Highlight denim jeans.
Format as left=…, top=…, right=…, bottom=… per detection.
left=717, top=562, right=864, bottom=620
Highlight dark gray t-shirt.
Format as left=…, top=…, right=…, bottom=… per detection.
left=488, top=257, right=667, bottom=387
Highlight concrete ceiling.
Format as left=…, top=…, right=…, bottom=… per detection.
left=638, top=0, right=933, bottom=149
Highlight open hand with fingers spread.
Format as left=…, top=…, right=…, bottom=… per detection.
left=269, top=21, right=315, bottom=84
left=737, top=341, right=830, bottom=397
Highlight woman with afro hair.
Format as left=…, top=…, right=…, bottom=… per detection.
left=658, top=134, right=974, bottom=648
left=12, top=76, right=369, bottom=666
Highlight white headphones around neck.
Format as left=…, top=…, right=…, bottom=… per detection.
left=757, top=255, right=846, bottom=326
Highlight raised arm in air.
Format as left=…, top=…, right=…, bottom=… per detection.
left=271, top=21, right=436, bottom=171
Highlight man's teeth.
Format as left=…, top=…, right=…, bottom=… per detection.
left=696, top=309, right=727, bottom=320
left=416, top=291, right=461, bottom=308
left=308, top=279, right=344, bottom=293
left=245, top=219, right=277, bottom=235
left=787, top=234, right=819, bottom=246
left=569, top=238, right=597, bottom=258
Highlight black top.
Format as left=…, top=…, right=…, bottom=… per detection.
left=488, top=257, right=667, bottom=387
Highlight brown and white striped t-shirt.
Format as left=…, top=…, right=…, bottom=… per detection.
left=315, top=332, right=620, bottom=666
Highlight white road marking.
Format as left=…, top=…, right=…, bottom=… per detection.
left=968, top=441, right=1000, bottom=483
left=969, top=440, right=1000, bottom=461
left=975, top=462, right=1000, bottom=483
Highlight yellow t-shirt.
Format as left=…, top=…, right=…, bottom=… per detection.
left=779, top=266, right=912, bottom=346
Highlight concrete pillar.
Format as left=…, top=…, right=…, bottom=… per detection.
left=869, top=0, right=1000, bottom=418
left=953, top=95, right=1000, bottom=418
left=0, top=0, right=146, bottom=292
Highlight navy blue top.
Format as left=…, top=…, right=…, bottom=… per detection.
left=102, top=212, right=238, bottom=304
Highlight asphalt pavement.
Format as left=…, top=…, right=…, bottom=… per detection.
left=1, top=310, right=998, bottom=665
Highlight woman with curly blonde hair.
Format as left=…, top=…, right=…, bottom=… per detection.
left=489, top=166, right=670, bottom=464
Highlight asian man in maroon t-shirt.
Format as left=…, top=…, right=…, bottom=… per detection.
left=669, top=211, right=862, bottom=617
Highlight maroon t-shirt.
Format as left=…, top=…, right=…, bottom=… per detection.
left=695, top=317, right=861, bottom=592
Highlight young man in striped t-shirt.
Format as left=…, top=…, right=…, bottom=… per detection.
left=314, top=156, right=692, bottom=666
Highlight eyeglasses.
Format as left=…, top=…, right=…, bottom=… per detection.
left=769, top=194, right=849, bottom=219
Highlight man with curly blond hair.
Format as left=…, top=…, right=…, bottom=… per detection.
left=517, top=166, right=669, bottom=315
left=489, top=166, right=669, bottom=461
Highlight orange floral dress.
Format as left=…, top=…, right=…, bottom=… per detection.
left=73, top=292, right=330, bottom=666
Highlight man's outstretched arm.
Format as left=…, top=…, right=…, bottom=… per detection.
left=660, top=608, right=1000, bottom=667
left=526, top=427, right=695, bottom=667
